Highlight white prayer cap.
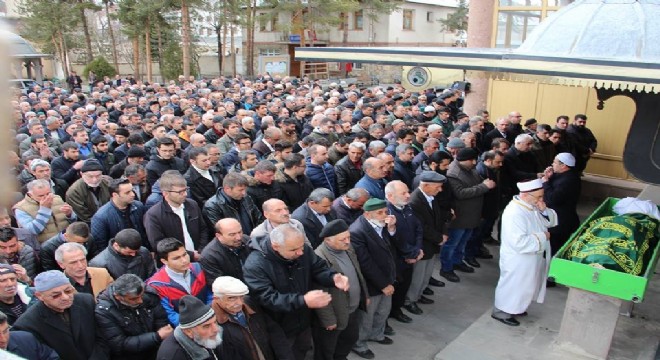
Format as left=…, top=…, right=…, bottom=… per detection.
left=555, top=152, right=576, bottom=167
left=212, top=276, right=249, bottom=297
left=517, top=178, right=544, bottom=193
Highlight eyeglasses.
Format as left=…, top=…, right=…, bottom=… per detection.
left=0, top=325, right=12, bottom=335
left=47, top=287, right=76, bottom=300
left=164, top=187, right=189, bottom=195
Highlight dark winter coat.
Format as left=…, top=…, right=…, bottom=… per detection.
left=199, top=235, right=250, bottom=285
left=276, top=170, right=314, bottom=213
left=543, top=169, right=582, bottom=240
left=184, top=165, right=223, bottom=209
left=392, top=159, right=416, bottom=190
left=144, top=198, right=210, bottom=252
left=90, top=200, right=147, bottom=250
left=349, top=216, right=397, bottom=296
left=6, top=330, right=59, bottom=360
left=13, top=293, right=109, bottom=360
left=203, top=189, right=264, bottom=236
left=334, top=156, right=364, bottom=195
left=95, top=286, right=169, bottom=360
left=447, top=161, right=490, bottom=229
left=242, top=238, right=337, bottom=337
left=89, top=240, right=156, bottom=280
left=291, top=203, right=337, bottom=249
left=409, top=188, right=449, bottom=260
left=305, top=159, right=337, bottom=196
left=145, top=155, right=186, bottom=187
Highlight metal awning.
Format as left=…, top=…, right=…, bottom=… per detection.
left=295, top=46, right=660, bottom=92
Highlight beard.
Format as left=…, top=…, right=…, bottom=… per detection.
left=193, top=326, right=223, bottom=349
left=371, top=219, right=386, bottom=227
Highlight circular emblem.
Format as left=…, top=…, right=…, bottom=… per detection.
left=407, top=67, right=430, bottom=86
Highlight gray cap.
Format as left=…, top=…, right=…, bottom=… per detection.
left=446, top=138, right=466, bottom=149
left=419, top=171, right=447, bottom=183
left=34, top=270, right=70, bottom=292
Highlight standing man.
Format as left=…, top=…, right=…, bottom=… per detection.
left=13, top=270, right=109, bottom=360
left=492, top=179, right=557, bottom=326
left=291, top=189, right=337, bottom=249
left=542, top=153, right=581, bottom=256
left=243, top=224, right=349, bottom=360
left=200, top=218, right=250, bottom=285
left=566, top=114, right=597, bottom=174
left=65, top=159, right=112, bottom=224
left=385, top=181, right=424, bottom=323
left=441, top=148, right=495, bottom=282
left=314, top=220, right=368, bottom=360
left=354, top=158, right=388, bottom=200
left=350, top=198, right=398, bottom=358
left=335, top=142, right=366, bottom=195
left=203, top=172, right=264, bottom=236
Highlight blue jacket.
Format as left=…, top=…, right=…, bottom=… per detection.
left=90, top=200, right=147, bottom=250
left=7, top=330, right=59, bottom=360
left=355, top=175, right=387, bottom=199
left=387, top=203, right=423, bottom=270
left=305, top=158, right=337, bottom=196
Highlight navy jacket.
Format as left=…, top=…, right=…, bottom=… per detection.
left=387, top=203, right=423, bottom=270
left=91, top=200, right=147, bottom=250
left=305, top=159, right=337, bottom=196
left=354, top=175, right=387, bottom=200
left=7, top=330, right=59, bottom=360
left=291, top=203, right=337, bottom=249
left=349, top=216, right=397, bottom=296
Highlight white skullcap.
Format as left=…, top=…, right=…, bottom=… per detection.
left=212, top=276, right=249, bottom=297
left=517, top=178, right=544, bottom=193
left=424, top=105, right=435, bottom=112
left=555, top=152, right=576, bottom=167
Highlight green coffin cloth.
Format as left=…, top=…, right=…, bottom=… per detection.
left=564, top=213, right=659, bottom=275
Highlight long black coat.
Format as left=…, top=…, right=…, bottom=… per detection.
left=502, top=147, right=538, bottom=196
left=291, top=203, right=337, bottom=249
left=144, top=198, right=210, bottom=252
left=14, top=293, right=109, bottom=360
left=334, top=156, right=364, bottom=195
left=277, top=172, right=315, bottom=212
left=349, top=216, right=397, bottom=296
left=409, top=188, right=449, bottom=260
left=184, top=165, right=223, bottom=209
left=543, top=169, right=582, bottom=250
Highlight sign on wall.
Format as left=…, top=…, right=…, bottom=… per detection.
left=259, top=56, right=290, bottom=77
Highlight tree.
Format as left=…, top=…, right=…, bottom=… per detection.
left=72, top=0, right=102, bottom=63
left=83, top=56, right=117, bottom=79
left=102, top=0, right=120, bottom=73
left=439, top=0, right=468, bottom=32
left=17, top=0, right=79, bottom=76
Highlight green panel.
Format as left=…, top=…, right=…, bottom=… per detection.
left=549, top=197, right=660, bottom=302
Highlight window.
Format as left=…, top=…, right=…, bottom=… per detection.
left=259, top=13, right=267, bottom=32
left=259, top=48, right=281, bottom=56
left=354, top=10, right=363, bottom=30
left=495, top=0, right=575, bottom=48
left=403, top=9, right=414, bottom=30
left=271, top=13, right=279, bottom=31
left=353, top=62, right=363, bottom=69
left=427, top=11, right=433, bottom=22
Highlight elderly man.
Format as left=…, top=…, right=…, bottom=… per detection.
left=483, top=118, right=512, bottom=153
left=211, top=276, right=293, bottom=360
left=89, top=228, right=156, bottom=280
left=14, top=179, right=76, bottom=243
left=204, top=172, right=264, bottom=235
left=385, top=181, right=425, bottom=323
left=492, top=179, right=557, bottom=326
left=411, top=138, right=440, bottom=174
left=542, top=153, right=581, bottom=256
left=350, top=198, right=398, bottom=358
left=252, top=127, right=282, bottom=159
left=502, top=134, right=540, bottom=198
left=66, top=159, right=112, bottom=224
left=291, top=189, right=338, bottom=249
left=0, top=264, right=32, bottom=325
left=331, top=188, right=370, bottom=224
left=96, top=274, right=172, bottom=360
left=251, top=199, right=309, bottom=245
left=313, top=220, right=368, bottom=360
left=157, top=295, right=236, bottom=359
left=354, top=157, right=388, bottom=200
left=56, top=242, right=114, bottom=298
left=200, top=218, right=250, bottom=285
left=22, top=159, right=69, bottom=199
left=243, top=224, right=349, bottom=360
left=14, top=270, right=109, bottom=360
left=441, top=148, right=495, bottom=282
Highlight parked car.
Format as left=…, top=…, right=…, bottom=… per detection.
left=10, top=79, right=37, bottom=95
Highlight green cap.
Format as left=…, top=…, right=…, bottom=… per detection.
left=363, top=198, right=387, bottom=212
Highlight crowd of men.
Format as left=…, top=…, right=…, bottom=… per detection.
left=1, top=73, right=597, bottom=359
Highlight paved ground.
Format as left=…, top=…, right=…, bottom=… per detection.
left=346, top=198, right=660, bottom=360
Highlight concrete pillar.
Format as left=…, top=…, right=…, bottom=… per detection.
left=14, top=61, right=22, bottom=79
left=33, top=60, right=44, bottom=83
left=556, top=287, right=621, bottom=359
left=464, top=0, right=496, bottom=116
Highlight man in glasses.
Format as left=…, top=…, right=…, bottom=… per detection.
left=145, top=172, right=209, bottom=260
left=14, top=270, right=109, bottom=359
